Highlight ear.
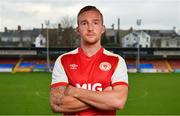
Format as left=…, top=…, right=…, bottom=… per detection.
left=101, top=25, right=105, bottom=34
left=76, top=27, right=80, bottom=34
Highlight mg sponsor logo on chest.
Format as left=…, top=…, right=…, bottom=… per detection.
left=76, top=83, right=102, bottom=91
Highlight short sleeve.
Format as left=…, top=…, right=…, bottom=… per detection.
left=51, top=56, right=68, bottom=87
left=111, top=56, right=128, bottom=87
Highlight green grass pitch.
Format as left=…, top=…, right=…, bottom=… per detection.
left=0, top=72, right=180, bottom=115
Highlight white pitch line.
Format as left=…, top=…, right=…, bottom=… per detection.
left=35, top=91, right=49, bottom=100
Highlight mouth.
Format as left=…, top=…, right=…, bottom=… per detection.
left=86, top=33, right=96, bottom=37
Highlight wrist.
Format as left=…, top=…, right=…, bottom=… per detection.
left=66, top=86, right=80, bottom=98
left=72, top=87, right=79, bottom=98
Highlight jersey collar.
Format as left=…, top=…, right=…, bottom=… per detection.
left=78, top=47, right=104, bottom=59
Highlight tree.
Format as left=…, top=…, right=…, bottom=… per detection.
left=57, top=16, right=79, bottom=48
left=48, top=16, right=79, bottom=48
left=60, top=16, right=76, bottom=28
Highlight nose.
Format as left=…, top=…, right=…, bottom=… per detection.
left=87, top=23, right=93, bottom=32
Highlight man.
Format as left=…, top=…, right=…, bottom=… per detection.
left=50, top=5, right=128, bottom=115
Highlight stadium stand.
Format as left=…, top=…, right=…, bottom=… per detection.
left=0, top=58, right=178, bottom=73
left=0, top=48, right=180, bottom=73
left=140, top=60, right=170, bottom=73
left=168, top=60, right=180, bottom=73
left=126, top=59, right=172, bottom=73
left=126, top=59, right=137, bottom=73
left=0, top=59, right=18, bottom=72
left=33, top=59, right=49, bottom=72
left=0, top=57, right=55, bottom=73
left=14, top=60, right=34, bottom=72
left=14, top=58, right=54, bottom=72
left=33, top=64, right=47, bottom=72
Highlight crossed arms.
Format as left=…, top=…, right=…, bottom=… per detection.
left=50, top=84, right=128, bottom=113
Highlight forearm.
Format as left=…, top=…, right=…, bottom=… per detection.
left=59, top=95, right=90, bottom=112
left=50, top=86, right=90, bottom=113
left=52, top=96, right=89, bottom=113
left=68, top=86, right=128, bottom=110
left=74, top=89, right=121, bottom=110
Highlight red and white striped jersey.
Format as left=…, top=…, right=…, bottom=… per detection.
left=51, top=47, right=128, bottom=115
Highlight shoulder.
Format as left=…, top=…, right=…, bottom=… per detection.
left=56, top=48, right=79, bottom=61
left=103, top=49, right=125, bottom=62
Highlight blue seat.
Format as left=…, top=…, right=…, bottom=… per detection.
left=140, top=64, right=153, bottom=69
left=19, top=62, right=34, bottom=67
left=0, top=64, right=14, bottom=68
left=34, top=64, right=46, bottom=69
left=127, top=64, right=136, bottom=69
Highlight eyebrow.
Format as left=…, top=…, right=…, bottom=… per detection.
left=93, top=19, right=101, bottom=22
left=80, top=20, right=88, bottom=24
left=80, top=19, right=101, bottom=24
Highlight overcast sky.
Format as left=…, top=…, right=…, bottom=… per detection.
left=0, top=0, right=180, bottom=32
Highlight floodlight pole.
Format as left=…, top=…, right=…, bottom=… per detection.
left=136, top=19, right=141, bottom=73
left=45, top=20, right=51, bottom=72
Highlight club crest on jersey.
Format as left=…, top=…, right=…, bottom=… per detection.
left=69, top=64, right=78, bottom=70
left=99, top=62, right=111, bottom=71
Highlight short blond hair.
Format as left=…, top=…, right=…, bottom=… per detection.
left=77, top=5, right=104, bottom=25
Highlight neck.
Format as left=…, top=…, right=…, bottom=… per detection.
left=81, top=43, right=102, bottom=57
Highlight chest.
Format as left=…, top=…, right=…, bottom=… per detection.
left=62, top=54, right=118, bottom=89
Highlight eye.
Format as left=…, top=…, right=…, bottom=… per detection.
left=82, top=22, right=86, bottom=25
left=94, top=22, right=98, bottom=25
left=81, top=21, right=87, bottom=25
left=94, top=21, right=100, bottom=25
